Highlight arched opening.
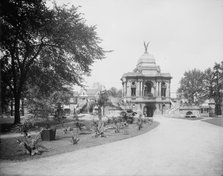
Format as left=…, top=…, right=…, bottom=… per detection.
left=161, top=82, right=166, bottom=97
left=131, top=82, right=136, bottom=96
left=186, top=111, right=193, bottom=115
left=144, top=81, right=153, bottom=96
left=143, top=104, right=155, bottom=117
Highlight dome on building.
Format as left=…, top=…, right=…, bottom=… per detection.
left=137, top=52, right=156, bottom=67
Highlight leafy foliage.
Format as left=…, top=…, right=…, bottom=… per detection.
left=177, top=69, right=205, bottom=103
left=120, top=110, right=136, bottom=124
left=26, top=87, right=73, bottom=120
left=0, top=0, right=105, bottom=123
left=178, top=62, right=223, bottom=115
left=108, top=87, right=122, bottom=98
left=92, top=120, right=106, bottom=137
left=17, top=129, right=47, bottom=156
left=204, top=62, right=223, bottom=115
left=97, top=90, right=109, bottom=107
left=16, top=119, right=34, bottom=136
left=137, top=118, right=143, bottom=130
left=71, top=136, right=80, bottom=145
left=97, top=90, right=109, bottom=119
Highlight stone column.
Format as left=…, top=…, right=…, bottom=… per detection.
left=159, top=82, right=162, bottom=97
left=126, top=81, right=128, bottom=96
left=137, top=81, right=140, bottom=96
left=125, top=81, right=127, bottom=97
left=166, top=81, right=169, bottom=98
left=139, top=81, right=141, bottom=96
left=153, top=81, right=156, bottom=97
left=141, top=81, right=144, bottom=96
left=127, top=81, right=130, bottom=97
left=158, top=82, right=160, bottom=97
left=123, top=81, right=126, bottom=97
left=142, top=81, right=144, bottom=96
left=169, top=80, right=171, bottom=98
left=138, top=79, right=142, bottom=96
left=156, top=81, right=159, bottom=97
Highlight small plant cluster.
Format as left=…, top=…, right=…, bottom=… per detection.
left=96, top=110, right=138, bottom=134
left=16, top=120, right=55, bottom=156
left=17, top=129, right=48, bottom=156
left=137, top=113, right=154, bottom=130
left=53, top=104, right=67, bottom=124
left=13, top=119, right=35, bottom=136
left=120, top=110, right=136, bottom=124
left=92, top=120, right=106, bottom=137
left=63, top=126, right=80, bottom=145
left=108, top=117, right=128, bottom=133
left=63, top=119, right=88, bottom=144
left=137, top=117, right=143, bottom=130
left=61, top=109, right=153, bottom=145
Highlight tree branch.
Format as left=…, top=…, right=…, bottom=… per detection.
left=4, top=78, right=14, bottom=93
left=25, top=42, right=44, bottom=74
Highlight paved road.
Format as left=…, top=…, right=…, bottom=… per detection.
left=1, top=117, right=223, bottom=176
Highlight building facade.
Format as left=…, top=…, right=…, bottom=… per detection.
left=121, top=43, right=172, bottom=117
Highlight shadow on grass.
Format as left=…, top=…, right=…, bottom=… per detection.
left=0, top=118, right=78, bottom=134
left=202, top=118, right=223, bottom=127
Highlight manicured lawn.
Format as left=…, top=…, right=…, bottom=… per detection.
left=182, top=117, right=204, bottom=121
left=202, top=118, right=223, bottom=127
left=0, top=120, right=159, bottom=161
left=167, top=115, right=203, bottom=121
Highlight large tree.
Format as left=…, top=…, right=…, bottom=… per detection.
left=212, top=62, right=223, bottom=115
left=0, top=0, right=105, bottom=124
left=204, top=62, right=223, bottom=115
left=178, top=69, right=205, bottom=103
left=178, top=63, right=223, bottom=115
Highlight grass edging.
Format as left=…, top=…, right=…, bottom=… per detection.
left=0, top=121, right=159, bottom=161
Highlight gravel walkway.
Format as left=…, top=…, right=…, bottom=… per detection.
left=1, top=116, right=223, bottom=176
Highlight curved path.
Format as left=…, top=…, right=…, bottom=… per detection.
left=1, top=117, right=223, bottom=176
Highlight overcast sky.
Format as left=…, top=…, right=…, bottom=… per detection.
left=55, top=0, right=223, bottom=96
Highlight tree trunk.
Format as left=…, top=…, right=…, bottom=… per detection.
left=0, top=63, right=2, bottom=118
left=214, top=96, right=222, bottom=116
left=14, top=94, right=21, bottom=124
left=11, top=100, right=13, bottom=116
left=98, top=106, right=102, bottom=120
left=21, top=99, right=24, bottom=116
left=102, top=106, right=105, bottom=116
left=215, top=103, right=222, bottom=115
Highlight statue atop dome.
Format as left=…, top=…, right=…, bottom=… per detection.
left=144, top=41, right=150, bottom=53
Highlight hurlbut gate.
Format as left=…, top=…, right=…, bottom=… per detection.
left=121, top=42, right=172, bottom=117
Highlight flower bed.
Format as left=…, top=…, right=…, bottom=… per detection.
left=0, top=120, right=159, bottom=161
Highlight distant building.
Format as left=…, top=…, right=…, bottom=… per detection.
left=63, top=91, right=79, bottom=114
left=79, top=88, right=101, bottom=101
left=121, top=43, right=172, bottom=117
left=200, top=98, right=215, bottom=117
left=76, top=88, right=102, bottom=113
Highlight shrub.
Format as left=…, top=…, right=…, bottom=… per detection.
left=137, top=118, right=143, bottom=130
left=17, top=129, right=48, bottom=156
left=120, top=110, right=136, bottom=124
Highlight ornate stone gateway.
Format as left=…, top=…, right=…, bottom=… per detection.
left=121, top=43, right=172, bottom=117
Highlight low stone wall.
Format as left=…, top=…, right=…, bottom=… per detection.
left=179, top=106, right=201, bottom=118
